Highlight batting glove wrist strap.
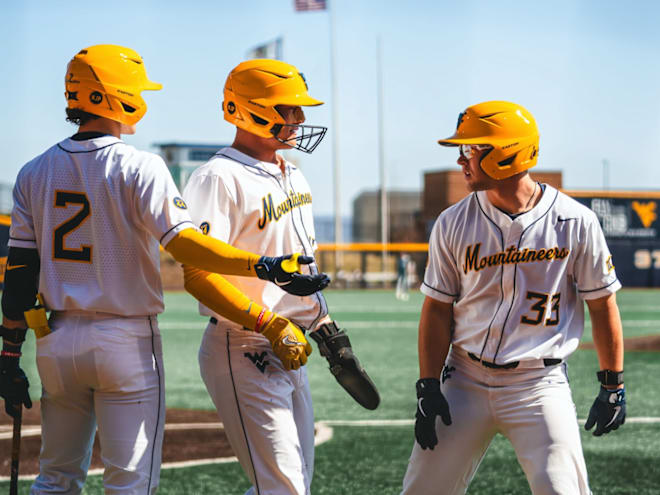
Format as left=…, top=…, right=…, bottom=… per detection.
left=416, top=378, right=441, bottom=397
left=255, top=254, right=330, bottom=296
left=596, top=369, right=624, bottom=386
left=310, top=321, right=380, bottom=410
left=0, top=326, right=27, bottom=346
left=584, top=386, right=626, bottom=436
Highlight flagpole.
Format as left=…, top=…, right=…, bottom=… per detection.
left=329, top=0, right=343, bottom=274
left=277, top=36, right=283, bottom=60
left=377, top=35, right=388, bottom=278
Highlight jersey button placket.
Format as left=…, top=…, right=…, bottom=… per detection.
left=486, top=222, right=519, bottom=360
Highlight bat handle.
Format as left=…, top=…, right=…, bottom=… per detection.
left=10, top=404, right=22, bottom=495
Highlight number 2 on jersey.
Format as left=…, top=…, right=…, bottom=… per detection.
left=53, top=191, right=92, bottom=262
left=521, top=291, right=560, bottom=326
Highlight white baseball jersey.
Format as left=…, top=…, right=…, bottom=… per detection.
left=184, top=146, right=323, bottom=495
left=9, top=135, right=194, bottom=316
left=422, top=184, right=621, bottom=364
left=182, top=146, right=328, bottom=330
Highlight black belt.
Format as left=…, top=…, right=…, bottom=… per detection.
left=468, top=352, right=561, bottom=369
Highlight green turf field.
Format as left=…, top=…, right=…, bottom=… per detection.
left=4, top=288, right=660, bottom=494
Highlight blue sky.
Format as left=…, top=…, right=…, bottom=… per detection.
left=3, top=0, right=660, bottom=215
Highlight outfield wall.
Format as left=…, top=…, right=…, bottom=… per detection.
left=566, top=191, right=660, bottom=287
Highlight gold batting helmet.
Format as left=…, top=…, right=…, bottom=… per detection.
left=223, top=59, right=327, bottom=153
left=438, top=101, right=539, bottom=180
left=65, top=44, right=162, bottom=126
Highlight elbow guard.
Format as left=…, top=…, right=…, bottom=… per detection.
left=2, top=247, right=40, bottom=321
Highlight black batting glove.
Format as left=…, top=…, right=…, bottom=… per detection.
left=415, top=378, right=452, bottom=450
left=255, top=254, right=330, bottom=296
left=585, top=386, right=626, bottom=436
left=0, top=356, right=32, bottom=419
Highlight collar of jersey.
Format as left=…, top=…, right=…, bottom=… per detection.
left=218, top=147, right=294, bottom=176
left=476, top=184, right=558, bottom=228
left=58, top=135, right=121, bottom=153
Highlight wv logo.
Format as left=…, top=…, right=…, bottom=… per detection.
left=631, top=200, right=657, bottom=228
left=244, top=352, right=269, bottom=373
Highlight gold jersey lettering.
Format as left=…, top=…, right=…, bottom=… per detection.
left=258, top=191, right=313, bottom=230
left=463, top=244, right=570, bottom=275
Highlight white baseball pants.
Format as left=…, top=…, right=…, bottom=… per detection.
left=30, top=312, right=165, bottom=495
left=199, top=322, right=315, bottom=495
left=401, top=347, right=591, bottom=495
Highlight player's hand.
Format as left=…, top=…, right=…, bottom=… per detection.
left=415, top=378, right=451, bottom=450
left=585, top=386, right=626, bottom=436
left=260, top=314, right=313, bottom=371
left=0, top=357, right=32, bottom=419
left=254, top=254, right=330, bottom=296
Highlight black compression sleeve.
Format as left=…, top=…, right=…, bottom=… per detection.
left=2, top=247, right=40, bottom=321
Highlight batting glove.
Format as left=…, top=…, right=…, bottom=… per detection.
left=255, top=253, right=330, bottom=296
left=260, top=314, right=313, bottom=371
left=415, top=378, right=452, bottom=450
left=585, top=386, right=626, bottom=436
left=0, top=356, right=32, bottom=419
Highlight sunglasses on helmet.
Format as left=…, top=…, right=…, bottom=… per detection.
left=459, top=144, right=491, bottom=159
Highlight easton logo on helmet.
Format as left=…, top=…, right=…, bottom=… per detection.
left=89, top=92, right=103, bottom=104
left=227, top=101, right=236, bottom=114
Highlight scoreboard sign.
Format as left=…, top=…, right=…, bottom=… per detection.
left=568, top=192, right=660, bottom=287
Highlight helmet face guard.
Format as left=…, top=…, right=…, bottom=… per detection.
left=438, top=101, right=539, bottom=180
left=271, top=123, right=328, bottom=153
left=65, top=44, right=161, bottom=126
left=223, top=59, right=327, bottom=153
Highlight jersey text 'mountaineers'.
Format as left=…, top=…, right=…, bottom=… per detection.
left=463, top=243, right=570, bottom=274
left=258, top=191, right=313, bottom=229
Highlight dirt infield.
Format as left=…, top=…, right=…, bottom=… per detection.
left=0, top=405, right=233, bottom=479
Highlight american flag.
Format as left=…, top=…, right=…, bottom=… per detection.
left=294, top=0, right=326, bottom=12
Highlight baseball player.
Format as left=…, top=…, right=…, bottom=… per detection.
left=401, top=101, right=625, bottom=494
left=182, top=59, right=379, bottom=495
left=0, top=45, right=329, bottom=495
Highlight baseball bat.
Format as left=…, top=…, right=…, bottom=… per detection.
left=10, top=404, right=22, bottom=495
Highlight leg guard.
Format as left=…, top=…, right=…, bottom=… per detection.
left=309, top=322, right=380, bottom=410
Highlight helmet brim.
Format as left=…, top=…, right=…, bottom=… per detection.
left=143, top=80, right=163, bottom=91
left=252, top=94, right=323, bottom=107
left=438, top=136, right=507, bottom=147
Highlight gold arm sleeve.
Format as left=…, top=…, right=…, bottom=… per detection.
left=165, top=228, right=261, bottom=277
left=183, top=265, right=268, bottom=330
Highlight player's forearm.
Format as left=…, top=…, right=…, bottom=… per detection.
left=166, top=228, right=261, bottom=277
left=182, top=265, right=265, bottom=330
left=418, top=297, right=453, bottom=379
left=587, top=293, right=624, bottom=373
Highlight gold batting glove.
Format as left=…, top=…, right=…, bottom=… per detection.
left=259, top=312, right=312, bottom=370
